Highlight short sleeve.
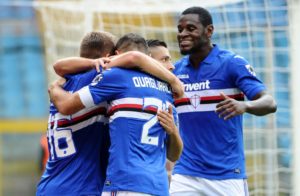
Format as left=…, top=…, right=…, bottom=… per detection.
left=228, top=55, right=266, bottom=100
left=87, top=68, right=127, bottom=105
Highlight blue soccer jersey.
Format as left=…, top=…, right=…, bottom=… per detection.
left=78, top=67, right=175, bottom=196
left=36, top=70, right=110, bottom=196
left=173, top=45, right=266, bottom=180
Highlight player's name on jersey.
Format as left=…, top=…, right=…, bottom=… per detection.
left=184, top=80, right=210, bottom=91
left=132, top=76, right=171, bottom=93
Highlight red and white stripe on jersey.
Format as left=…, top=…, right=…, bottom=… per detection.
left=174, top=88, right=244, bottom=114
left=108, top=98, right=157, bottom=122
left=49, top=103, right=108, bottom=132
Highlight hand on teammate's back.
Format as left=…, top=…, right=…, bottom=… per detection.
left=48, top=78, right=66, bottom=93
left=93, top=57, right=111, bottom=72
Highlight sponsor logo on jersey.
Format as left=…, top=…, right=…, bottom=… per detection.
left=184, top=80, right=210, bottom=92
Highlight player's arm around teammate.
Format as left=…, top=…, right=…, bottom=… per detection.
left=53, top=57, right=110, bottom=77
left=106, top=51, right=184, bottom=99
left=53, top=51, right=184, bottom=99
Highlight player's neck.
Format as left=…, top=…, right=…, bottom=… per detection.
left=189, top=45, right=213, bottom=68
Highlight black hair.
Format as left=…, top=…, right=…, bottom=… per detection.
left=115, top=33, right=148, bottom=54
left=182, top=6, right=213, bottom=27
left=146, top=39, right=167, bottom=48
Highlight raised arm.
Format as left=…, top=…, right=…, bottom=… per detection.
left=53, top=57, right=109, bottom=77
left=106, top=51, right=184, bottom=99
left=157, top=105, right=183, bottom=162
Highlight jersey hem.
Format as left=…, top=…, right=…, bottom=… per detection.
left=173, top=171, right=247, bottom=180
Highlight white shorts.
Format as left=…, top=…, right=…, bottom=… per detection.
left=102, top=191, right=152, bottom=196
left=169, top=174, right=249, bottom=196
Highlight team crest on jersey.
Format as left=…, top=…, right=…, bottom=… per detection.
left=190, top=94, right=200, bottom=109
left=245, top=64, right=256, bottom=76
left=91, top=73, right=103, bottom=86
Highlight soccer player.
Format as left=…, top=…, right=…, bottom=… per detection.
left=36, top=31, right=115, bottom=196
left=49, top=33, right=183, bottom=196
left=170, top=7, right=277, bottom=195
left=52, top=46, right=183, bottom=99
left=147, top=39, right=175, bottom=71
left=146, top=39, right=176, bottom=183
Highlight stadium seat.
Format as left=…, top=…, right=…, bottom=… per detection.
left=248, top=0, right=265, bottom=7
left=273, top=30, right=289, bottom=47
left=274, top=50, right=289, bottom=68
left=251, top=31, right=266, bottom=48
left=244, top=113, right=254, bottom=128
left=21, top=50, right=44, bottom=65
left=229, top=32, right=250, bottom=49
left=252, top=51, right=266, bottom=68
left=212, top=33, right=229, bottom=49
left=0, top=54, right=21, bottom=82
left=275, top=91, right=290, bottom=110
left=247, top=0, right=267, bottom=26
left=278, top=152, right=292, bottom=168
left=274, top=72, right=290, bottom=91
left=20, top=36, right=42, bottom=49
left=277, top=130, right=292, bottom=167
left=277, top=132, right=291, bottom=149
left=225, top=2, right=246, bottom=28
left=2, top=89, right=25, bottom=118
left=0, top=35, right=20, bottom=50
left=210, top=8, right=225, bottom=29
left=276, top=110, right=291, bottom=128
left=0, top=5, right=14, bottom=19
left=269, top=6, right=288, bottom=26
left=21, top=52, right=46, bottom=92
left=14, top=5, right=35, bottom=19
left=25, top=91, right=48, bottom=117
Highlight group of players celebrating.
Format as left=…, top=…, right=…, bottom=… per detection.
left=36, top=6, right=277, bottom=196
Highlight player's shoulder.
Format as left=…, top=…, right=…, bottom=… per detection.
left=217, top=47, right=249, bottom=68
left=99, top=67, right=135, bottom=85
left=175, top=56, right=189, bottom=67
left=216, top=47, right=235, bottom=61
left=231, top=54, right=248, bottom=64
left=103, top=67, right=133, bottom=75
left=174, top=56, right=189, bottom=74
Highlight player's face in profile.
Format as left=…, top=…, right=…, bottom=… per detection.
left=150, top=46, right=174, bottom=71
left=177, top=14, right=209, bottom=55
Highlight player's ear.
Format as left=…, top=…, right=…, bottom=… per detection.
left=206, top=24, right=214, bottom=39
left=115, top=50, right=121, bottom=55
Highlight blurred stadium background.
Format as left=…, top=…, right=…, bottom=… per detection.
left=0, top=0, right=299, bottom=195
